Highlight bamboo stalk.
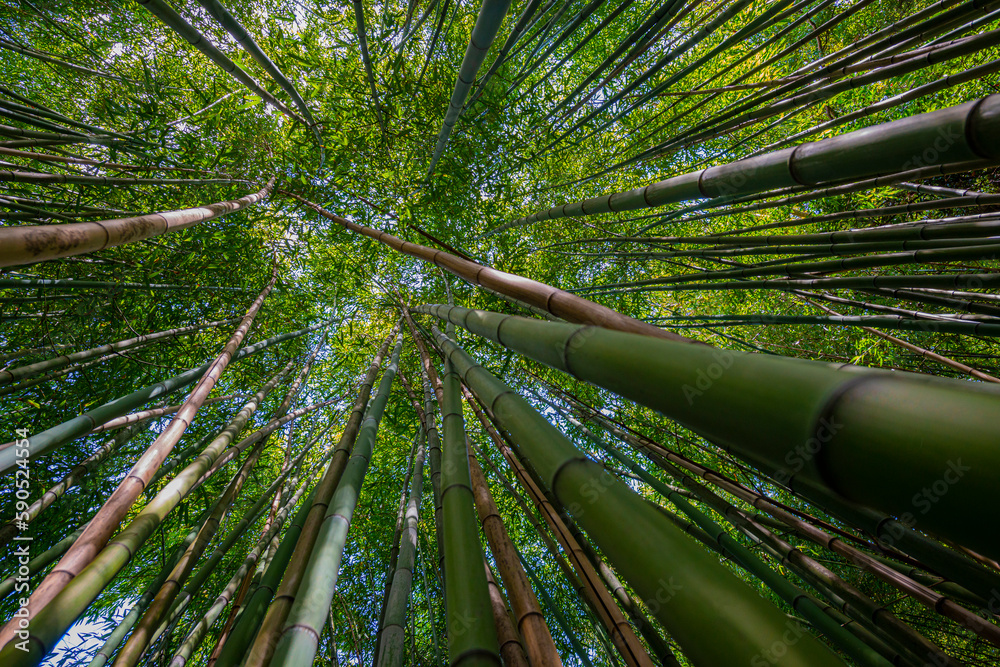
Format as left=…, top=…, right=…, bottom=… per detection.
left=0, top=266, right=282, bottom=657
left=0, top=180, right=274, bottom=268
left=268, top=335, right=403, bottom=665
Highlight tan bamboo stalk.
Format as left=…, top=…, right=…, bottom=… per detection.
left=467, top=442, right=563, bottom=665
left=286, top=193, right=693, bottom=343
left=0, top=180, right=275, bottom=268
left=238, top=324, right=400, bottom=666
left=0, top=522, right=87, bottom=601
left=484, top=563, right=530, bottom=667
left=0, top=263, right=280, bottom=653
left=461, top=389, right=655, bottom=667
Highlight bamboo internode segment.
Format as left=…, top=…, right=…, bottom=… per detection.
left=416, top=303, right=1000, bottom=564
left=288, top=192, right=695, bottom=343
left=502, top=94, right=1000, bottom=232
left=430, top=324, right=846, bottom=667
left=0, top=179, right=275, bottom=268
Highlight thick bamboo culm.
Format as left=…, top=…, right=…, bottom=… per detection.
left=431, top=328, right=844, bottom=666
left=415, top=304, right=1000, bottom=564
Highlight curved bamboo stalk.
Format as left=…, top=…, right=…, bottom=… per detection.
left=268, top=335, right=403, bottom=665
left=288, top=193, right=692, bottom=343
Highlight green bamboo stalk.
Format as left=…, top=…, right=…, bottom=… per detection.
left=580, top=242, right=1000, bottom=292
left=372, top=430, right=420, bottom=665
left=0, top=180, right=274, bottom=268
left=504, top=95, right=1000, bottom=232
left=419, top=304, right=1000, bottom=565
left=417, top=534, right=444, bottom=665
left=0, top=170, right=240, bottom=186
left=134, top=0, right=307, bottom=126
left=0, top=277, right=249, bottom=292
left=426, top=0, right=513, bottom=178
left=0, top=319, right=237, bottom=386
left=376, top=425, right=427, bottom=667
left=555, top=407, right=925, bottom=667
left=435, top=354, right=502, bottom=666
left=0, top=318, right=324, bottom=475
left=352, top=0, right=388, bottom=139
left=649, top=314, right=1000, bottom=338
left=564, top=391, right=1000, bottom=633
left=268, top=335, right=403, bottom=665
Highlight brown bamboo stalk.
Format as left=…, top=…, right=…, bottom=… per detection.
left=287, top=193, right=694, bottom=343
left=484, top=562, right=530, bottom=667
left=462, top=389, right=655, bottom=667
left=468, top=441, right=564, bottom=665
